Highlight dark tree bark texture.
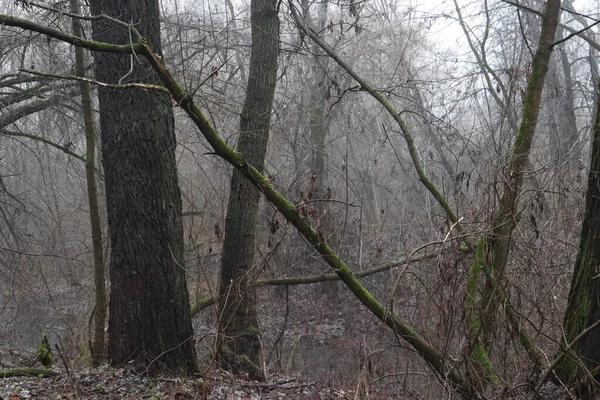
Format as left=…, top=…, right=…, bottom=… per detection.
left=88, top=0, right=197, bottom=374
left=217, top=0, right=279, bottom=380
left=558, top=78, right=600, bottom=394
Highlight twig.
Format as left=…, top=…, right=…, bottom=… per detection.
left=530, top=320, right=600, bottom=400
left=22, top=0, right=131, bottom=30
left=183, top=56, right=233, bottom=103
left=267, top=285, right=289, bottom=366
left=55, top=343, right=80, bottom=399
left=1, top=128, right=86, bottom=162
left=191, top=247, right=458, bottom=316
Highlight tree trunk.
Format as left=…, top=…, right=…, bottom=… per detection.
left=547, top=27, right=579, bottom=165
left=304, top=0, right=339, bottom=297
left=461, top=0, right=562, bottom=383
left=88, top=0, right=197, bottom=374
left=556, top=77, right=600, bottom=394
left=478, top=0, right=561, bottom=346
left=307, top=0, right=330, bottom=220
left=69, top=0, right=107, bottom=367
left=217, top=0, right=279, bottom=380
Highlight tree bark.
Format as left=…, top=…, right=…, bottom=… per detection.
left=305, top=0, right=340, bottom=297
left=88, top=0, right=197, bottom=374
left=69, top=0, right=107, bottom=367
left=217, top=0, right=279, bottom=380
left=556, top=77, right=600, bottom=393
left=479, top=0, right=561, bottom=348
left=307, top=0, right=330, bottom=209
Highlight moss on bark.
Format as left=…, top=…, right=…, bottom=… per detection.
left=556, top=76, right=600, bottom=386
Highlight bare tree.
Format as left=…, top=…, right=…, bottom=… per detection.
left=217, top=0, right=279, bottom=380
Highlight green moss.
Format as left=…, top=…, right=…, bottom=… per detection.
left=246, top=325, right=260, bottom=335
left=0, top=368, right=59, bottom=377
left=556, top=249, right=594, bottom=382
left=465, top=239, right=501, bottom=386
left=37, top=331, right=52, bottom=369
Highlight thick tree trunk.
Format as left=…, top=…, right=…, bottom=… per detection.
left=556, top=78, right=600, bottom=394
left=217, top=0, right=279, bottom=380
left=88, top=0, right=197, bottom=374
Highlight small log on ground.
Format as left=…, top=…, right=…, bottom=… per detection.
left=0, top=368, right=59, bottom=378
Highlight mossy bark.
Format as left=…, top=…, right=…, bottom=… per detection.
left=0, top=368, right=59, bottom=378
left=477, top=0, right=560, bottom=358
left=467, top=240, right=500, bottom=389
left=556, top=77, right=600, bottom=388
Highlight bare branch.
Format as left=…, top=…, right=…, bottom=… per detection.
left=19, top=69, right=170, bottom=94
left=502, top=0, right=600, bottom=52
left=1, top=128, right=86, bottom=161
left=0, top=14, right=139, bottom=54
left=0, top=88, right=77, bottom=129
left=288, top=1, right=462, bottom=231
left=190, top=250, right=443, bottom=315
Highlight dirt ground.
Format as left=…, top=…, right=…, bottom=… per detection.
left=0, top=366, right=354, bottom=399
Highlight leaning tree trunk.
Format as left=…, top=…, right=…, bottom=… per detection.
left=217, top=0, right=279, bottom=380
left=556, top=77, right=600, bottom=395
left=88, top=0, right=197, bottom=374
left=462, top=0, right=562, bottom=385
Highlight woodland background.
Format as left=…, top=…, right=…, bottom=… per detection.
left=0, top=0, right=600, bottom=398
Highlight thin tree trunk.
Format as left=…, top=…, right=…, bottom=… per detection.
left=481, top=0, right=560, bottom=330
left=547, top=27, right=579, bottom=164
left=304, top=0, right=339, bottom=296
left=69, top=0, right=106, bottom=367
left=217, top=0, right=279, bottom=380
left=307, top=0, right=330, bottom=218
left=473, top=0, right=561, bottom=376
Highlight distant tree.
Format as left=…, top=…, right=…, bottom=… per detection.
left=217, top=0, right=279, bottom=380
left=88, top=0, right=197, bottom=374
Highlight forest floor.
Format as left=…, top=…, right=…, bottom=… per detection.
left=0, top=366, right=355, bottom=399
